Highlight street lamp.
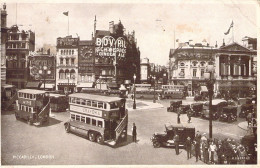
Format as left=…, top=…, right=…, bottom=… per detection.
left=133, top=74, right=136, bottom=109
left=39, top=65, right=51, bottom=90
left=204, top=64, right=215, bottom=139
left=151, top=75, right=156, bottom=103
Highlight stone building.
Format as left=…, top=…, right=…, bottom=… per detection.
left=6, top=25, right=35, bottom=89
left=56, top=35, right=79, bottom=94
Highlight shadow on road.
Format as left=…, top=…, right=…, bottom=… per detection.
left=113, top=135, right=135, bottom=148
left=37, top=117, right=63, bottom=127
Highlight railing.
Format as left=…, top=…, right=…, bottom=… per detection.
left=38, top=100, right=50, bottom=118
left=115, top=111, right=128, bottom=141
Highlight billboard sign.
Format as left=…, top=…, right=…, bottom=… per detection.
left=95, top=36, right=126, bottom=57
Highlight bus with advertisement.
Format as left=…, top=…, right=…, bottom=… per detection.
left=64, top=93, right=128, bottom=146
left=15, top=89, right=50, bottom=126
left=161, top=85, right=185, bottom=99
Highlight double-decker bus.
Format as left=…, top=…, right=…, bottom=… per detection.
left=1, top=84, right=17, bottom=110
left=15, top=89, right=50, bottom=126
left=64, top=93, right=128, bottom=146
left=161, top=85, right=185, bottom=99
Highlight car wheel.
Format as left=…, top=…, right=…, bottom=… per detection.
left=96, top=135, right=103, bottom=144
left=89, top=132, right=96, bottom=142
left=65, top=123, right=70, bottom=133
left=153, top=141, right=161, bottom=148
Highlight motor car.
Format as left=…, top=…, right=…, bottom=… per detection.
left=180, top=104, right=190, bottom=114
left=201, top=99, right=228, bottom=120
left=219, top=106, right=237, bottom=122
left=190, top=103, right=203, bottom=117
left=167, top=100, right=182, bottom=112
left=150, top=123, right=195, bottom=148
left=239, top=104, right=254, bottom=118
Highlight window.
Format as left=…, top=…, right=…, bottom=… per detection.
left=29, top=94, right=32, bottom=99
left=104, top=103, right=107, bottom=109
left=21, top=43, right=26, bottom=48
left=66, top=58, right=69, bottom=65
left=86, top=117, right=91, bottom=124
left=60, top=58, right=63, bottom=65
left=109, top=102, right=118, bottom=109
left=81, top=99, right=86, bottom=105
left=76, top=98, right=80, bottom=104
left=180, top=62, right=185, bottom=66
left=61, top=50, right=64, bottom=55
left=26, top=106, right=28, bottom=112
left=81, top=116, right=86, bottom=123
left=32, top=94, right=35, bottom=99
left=98, top=121, right=103, bottom=128
left=92, top=119, right=97, bottom=126
left=71, top=114, right=75, bottom=120
left=92, top=101, right=97, bottom=107
left=192, top=61, right=198, bottom=67
left=71, top=58, right=75, bottom=65
left=69, top=50, right=71, bottom=55
left=76, top=115, right=80, bottom=121
left=72, top=50, right=74, bottom=55
left=201, top=69, right=204, bottom=77
left=71, top=97, right=75, bottom=103
left=200, top=62, right=205, bottom=67
left=86, top=100, right=91, bottom=106
left=193, top=69, right=197, bottom=77
left=98, top=102, right=103, bottom=108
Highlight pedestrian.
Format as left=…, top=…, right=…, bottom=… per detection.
left=247, top=112, right=252, bottom=126
left=177, top=108, right=181, bottom=124
left=209, top=141, right=217, bottom=164
left=174, top=133, right=180, bottom=155
left=132, top=123, right=137, bottom=143
left=195, top=131, right=202, bottom=161
left=202, top=141, right=209, bottom=164
left=185, top=136, right=192, bottom=159
left=195, top=140, right=201, bottom=162
left=187, top=109, right=192, bottom=123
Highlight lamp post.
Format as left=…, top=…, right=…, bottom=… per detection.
left=39, top=65, right=51, bottom=90
left=152, top=76, right=156, bottom=103
left=133, top=74, right=136, bottom=109
left=204, top=64, right=215, bottom=139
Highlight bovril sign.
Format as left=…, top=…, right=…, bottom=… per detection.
left=70, top=105, right=102, bottom=117
left=95, top=36, right=126, bottom=57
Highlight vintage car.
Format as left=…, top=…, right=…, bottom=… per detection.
left=190, top=103, right=203, bottom=117
left=239, top=103, right=254, bottom=118
left=219, top=106, right=237, bottom=122
left=201, top=99, right=228, bottom=120
left=150, top=123, right=195, bottom=148
left=167, top=100, right=182, bottom=112
left=180, top=104, right=191, bottom=114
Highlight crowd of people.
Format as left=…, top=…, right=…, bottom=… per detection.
left=184, top=131, right=249, bottom=164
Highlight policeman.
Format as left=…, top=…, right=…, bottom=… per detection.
left=185, top=136, right=192, bottom=159
left=174, top=133, right=180, bottom=155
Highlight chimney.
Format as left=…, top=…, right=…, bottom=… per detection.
left=47, top=48, right=50, bottom=55
left=109, top=21, right=114, bottom=34
left=222, top=39, right=225, bottom=46
left=215, top=41, right=218, bottom=48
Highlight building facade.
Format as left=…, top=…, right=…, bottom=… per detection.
left=169, top=40, right=256, bottom=97
left=1, top=3, right=8, bottom=84
left=94, top=21, right=141, bottom=85
left=6, top=25, right=35, bottom=89
left=28, top=49, right=56, bottom=90
left=56, top=35, right=79, bottom=94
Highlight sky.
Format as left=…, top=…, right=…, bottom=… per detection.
left=3, top=0, right=258, bottom=65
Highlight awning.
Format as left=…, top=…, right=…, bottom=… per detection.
left=40, top=84, right=55, bottom=89
left=200, top=86, right=208, bottom=92
left=26, top=82, right=40, bottom=89
left=77, top=82, right=94, bottom=88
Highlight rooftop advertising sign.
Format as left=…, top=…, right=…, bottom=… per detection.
left=95, top=36, right=126, bottom=57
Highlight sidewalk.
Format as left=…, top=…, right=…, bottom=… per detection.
left=126, top=99, right=164, bottom=111
left=238, top=121, right=248, bottom=130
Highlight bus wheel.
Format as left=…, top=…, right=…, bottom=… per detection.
left=89, top=132, right=96, bottom=142
left=65, top=123, right=70, bottom=133
left=96, top=135, right=103, bottom=144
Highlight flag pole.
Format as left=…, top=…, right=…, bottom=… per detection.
left=68, top=12, right=69, bottom=36
left=174, top=25, right=176, bottom=49
left=232, top=23, right=234, bottom=42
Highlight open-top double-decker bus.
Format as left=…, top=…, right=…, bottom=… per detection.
left=15, top=89, right=50, bottom=126
left=64, top=93, right=128, bottom=146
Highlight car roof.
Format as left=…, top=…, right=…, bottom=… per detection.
left=165, top=123, right=195, bottom=130
left=69, top=93, right=122, bottom=102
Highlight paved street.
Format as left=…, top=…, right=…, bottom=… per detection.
left=1, top=98, right=248, bottom=165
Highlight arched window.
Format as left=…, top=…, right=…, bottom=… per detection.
left=66, top=50, right=68, bottom=55
left=59, top=69, right=64, bottom=79
left=61, top=50, right=64, bottom=55
left=69, top=50, right=71, bottom=55
left=192, top=61, right=198, bottom=67
left=72, top=50, right=74, bottom=55
left=65, top=69, right=70, bottom=78
left=70, top=69, right=76, bottom=79
left=180, top=62, right=185, bottom=67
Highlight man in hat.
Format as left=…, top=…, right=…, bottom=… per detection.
left=195, top=131, right=202, bottom=161
left=185, top=136, right=192, bottom=159
left=174, top=133, right=180, bottom=155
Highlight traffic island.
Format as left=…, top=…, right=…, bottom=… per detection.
left=126, top=99, right=164, bottom=111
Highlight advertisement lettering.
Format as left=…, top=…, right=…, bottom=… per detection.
left=95, top=36, right=127, bottom=57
